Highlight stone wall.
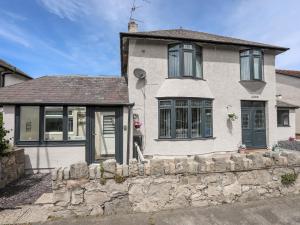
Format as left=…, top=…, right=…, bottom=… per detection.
left=51, top=151, right=300, bottom=217
left=0, top=148, right=25, bottom=188
left=279, top=140, right=300, bottom=151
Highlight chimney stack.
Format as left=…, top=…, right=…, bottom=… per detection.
left=128, top=20, right=138, bottom=32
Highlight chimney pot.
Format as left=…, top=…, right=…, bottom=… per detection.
left=128, top=20, right=138, bottom=32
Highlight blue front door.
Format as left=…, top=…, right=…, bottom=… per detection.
left=241, top=101, right=266, bottom=148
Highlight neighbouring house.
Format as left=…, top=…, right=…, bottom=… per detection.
left=0, top=59, right=32, bottom=87
left=0, top=76, right=131, bottom=172
left=276, top=69, right=300, bottom=140
left=0, top=21, right=295, bottom=171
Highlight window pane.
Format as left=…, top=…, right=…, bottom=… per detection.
left=68, top=107, right=86, bottom=140
left=160, top=100, right=172, bottom=108
left=168, top=50, right=180, bottom=77
left=241, top=56, right=250, bottom=80
left=44, top=106, right=63, bottom=141
left=184, top=51, right=193, bottom=76
left=242, top=113, right=250, bottom=129
left=254, top=109, right=265, bottom=129
left=253, top=57, right=261, bottom=79
left=183, top=44, right=193, bottom=50
left=195, top=53, right=202, bottom=78
left=159, top=108, right=171, bottom=138
left=240, top=50, right=250, bottom=56
left=253, top=50, right=261, bottom=55
left=176, top=100, right=188, bottom=107
left=20, top=106, right=40, bottom=141
left=191, top=99, right=202, bottom=107
left=277, top=109, right=289, bottom=126
left=191, top=108, right=201, bottom=137
left=176, top=107, right=188, bottom=138
left=204, top=109, right=212, bottom=137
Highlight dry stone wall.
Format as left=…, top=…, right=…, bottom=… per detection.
left=51, top=151, right=300, bottom=217
left=0, top=149, right=25, bottom=189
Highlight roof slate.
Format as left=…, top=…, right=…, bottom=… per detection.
left=0, top=76, right=129, bottom=105
left=121, top=29, right=288, bottom=51
left=276, top=69, right=300, bottom=79
left=276, top=100, right=299, bottom=109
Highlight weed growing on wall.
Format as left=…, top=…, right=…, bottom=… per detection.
left=281, top=173, right=298, bottom=186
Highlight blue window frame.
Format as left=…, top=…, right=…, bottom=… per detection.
left=159, top=99, right=213, bottom=139
left=168, top=43, right=203, bottom=79
left=240, top=49, right=264, bottom=81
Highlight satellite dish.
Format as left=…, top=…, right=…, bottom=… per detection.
left=133, top=68, right=146, bottom=79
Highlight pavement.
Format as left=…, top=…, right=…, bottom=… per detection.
left=35, top=194, right=300, bottom=225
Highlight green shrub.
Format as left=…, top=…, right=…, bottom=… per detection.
left=0, top=112, right=10, bottom=157
left=281, top=173, right=298, bottom=186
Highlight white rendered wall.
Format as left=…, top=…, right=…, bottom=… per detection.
left=127, top=39, right=278, bottom=156
left=3, top=105, right=86, bottom=172
left=4, top=74, right=29, bottom=87
left=276, top=74, right=300, bottom=134
left=276, top=109, right=296, bottom=141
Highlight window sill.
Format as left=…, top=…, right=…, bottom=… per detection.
left=15, top=140, right=86, bottom=147
left=167, top=77, right=206, bottom=81
left=277, top=125, right=290, bottom=128
left=239, top=80, right=266, bottom=84
left=155, top=137, right=216, bottom=141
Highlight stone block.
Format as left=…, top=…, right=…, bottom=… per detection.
left=188, top=160, right=198, bottom=174
left=138, top=163, right=144, bottom=176
left=116, top=164, right=123, bottom=177
left=102, top=159, right=116, bottom=179
left=223, top=181, right=241, bottom=203
left=71, top=188, right=84, bottom=205
left=129, top=159, right=138, bottom=177
left=63, top=167, right=70, bottom=180
left=163, top=159, right=175, bottom=175
left=89, top=164, right=97, bottom=180
left=90, top=206, right=104, bottom=216
left=144, top=161, right=150, bottom=175
left=57, top=168, right=63, bottom=181
left=174, top=158, right=188, bottom=174
left=242, top=158, right=253, bottom=170
left=85, top=190, right=110, bottom=205
left=195, top=155, right=214, bottom=172
left=246, top=153, right=264, bottom=168
left=281, top=151, right=300, bottom=165
left=53, top=189, right=71, bottom=206
left=96, top=165, right=101, bottom=179
left=230, top=153, right=246, bottom=170
left=103, top=196, right=132, bottom=216
left=274, top=156, right=288, bottom=166
left=70, top=162, right=89, bottom=179
left=262, top=157, right=274, bottom=167
left=122, top=164, right=129, bottom=177
left=51, top=168, right=59, bottom=181
left=150, top=159, right=165, bottom=176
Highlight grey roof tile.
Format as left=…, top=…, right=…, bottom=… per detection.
left=121, top=29, right=288, bottom=51
left=0, top=76, right=129, bottom=105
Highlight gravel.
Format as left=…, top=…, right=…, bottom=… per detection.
left=0, top=173, right=52, bottom=210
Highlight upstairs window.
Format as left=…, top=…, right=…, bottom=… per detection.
left=168, top=43, right=203, bottom=78
left=240, top=49, right=263, bottom=81
left=277, top=109, right=289, bottom=127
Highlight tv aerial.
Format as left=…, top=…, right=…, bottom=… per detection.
left=129, top=0, right=150, bottom=23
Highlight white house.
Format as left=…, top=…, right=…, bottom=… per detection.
left=0, top=22, right=296, bottom=172
left=276, top=70, right=300, bottom=140
left=0, top=59, right=32, bottom=87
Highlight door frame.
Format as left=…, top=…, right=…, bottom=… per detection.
left=241, top=101, right=267, bottom=148
left=86, top=106, right=123, bottom=164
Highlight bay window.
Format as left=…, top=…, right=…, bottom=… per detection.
left=168, top=43, right=203, bottom=78
left=240, top=49, right=263, bottom=81
left=159, top=99, right=213, bottom=139
left=16, top=105, right=86, bottom=145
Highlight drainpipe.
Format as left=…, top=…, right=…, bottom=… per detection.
left=0, top=71, right=11, bottom=87
left=126, top=104, right=133, bottom=164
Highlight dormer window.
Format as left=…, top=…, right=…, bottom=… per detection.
left=240, top=49, right=263, bottom=81
left=168, top=43, right=203, bottom=79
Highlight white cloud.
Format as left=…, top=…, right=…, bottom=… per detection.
left=225, top=0, right=300, bottom=69
left=38, top=0, right=90, bottom=21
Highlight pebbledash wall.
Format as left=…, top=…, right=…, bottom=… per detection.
left=2, top=105, right=129, bottom=171
left=127, top=39, right=278, bottom=156
left=50, top=150, right=300, bottom=217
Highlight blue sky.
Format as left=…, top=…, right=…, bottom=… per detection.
left=0, top=0, right=299, bottom=78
